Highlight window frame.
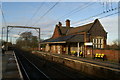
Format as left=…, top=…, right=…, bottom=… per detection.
left=92, top=37, right=104, bottom=49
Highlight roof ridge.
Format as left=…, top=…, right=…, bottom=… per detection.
left=75, top=22, right=94, bottom=28
left=87, top=19, right=100, bottom=32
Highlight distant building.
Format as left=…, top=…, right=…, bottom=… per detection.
left=41, top=19, right=107, bottom=57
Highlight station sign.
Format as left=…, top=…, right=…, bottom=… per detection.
left=84, top=42, right=93, bottom=46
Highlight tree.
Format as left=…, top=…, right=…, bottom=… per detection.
left=0, top=39, right=5, bottom=45
left=107, top=40, right=120, bottom=50
left=16, top=32, right=38, bottom=48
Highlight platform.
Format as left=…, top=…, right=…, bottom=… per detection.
left=34, top=51, right=120, bottom=80
left=35, top=51, right=120, bottom=70
left=2, top=51, right=23, bottom=80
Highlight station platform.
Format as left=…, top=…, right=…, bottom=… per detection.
left=56, top=54, right=120, bottom=70
left=33, top=51, right=120, bottom=80
left=2, top=51, right=23, bottom=80
left=36, top=51, right=120, bottom=70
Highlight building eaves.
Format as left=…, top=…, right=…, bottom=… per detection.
left=41, top=34, right=84, bottom=44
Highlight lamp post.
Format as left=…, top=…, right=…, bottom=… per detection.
left=6, top=26, right=8, bottom=42
left=1, top=27, right=5, bottom=41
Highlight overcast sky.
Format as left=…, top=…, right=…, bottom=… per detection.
left=0, top=1, right=119, bottom=45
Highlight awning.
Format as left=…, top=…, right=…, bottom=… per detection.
left=41, top=34, right=84, bottom=44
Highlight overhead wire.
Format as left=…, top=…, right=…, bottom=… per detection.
left=72, top=4, right=118, bottom=26
left=111, top=0, right=113, bottom=10
left=107, top=0, right=110, bottom=11
left=33, top=1, right=60, bottom=39
left=0, top=3, right=7, bottom=27
left=24, top=2, right=45, bottom=33
left=66, top=2, right=95, bottom=18
left=0, top=2, right=7, bottom=41
left=25, top=2, right=45, bottom=27
left=98, top=11, right=118, bottom=19
left=45, top=2, right=95, bottom=28
left=72, top=12, right=103, bottom=25
left=32, top=2, right=93, bottom=27
left=27, top=1, right=117, bottom=39
left=41, top=2, right=96, bottom=39
left=55, top=2, right=92, bottom=21
left=73, top=11, right=118, bottom=27
left=102, top=2, right=105, bottom=13
left=39, top=2, right=101, bottom=37
left=106, top=1, right=108, bottom=12
left=32, top=1, right=60, bottom=27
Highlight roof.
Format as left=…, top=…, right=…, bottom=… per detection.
left=42, top=19, right=105, bottom=44
left=42, top=34, right=84, bottom=44
left=66, top=23, right=93, bottom=35
left=59, top=27, right=69, bottom=35
left=58, top=22, right=94, bottom=36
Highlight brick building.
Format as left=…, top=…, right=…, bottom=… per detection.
left=41, top=19, right=107, bottom=58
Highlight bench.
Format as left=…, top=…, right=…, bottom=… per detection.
left=71, top=51, right=83, bottom=57
left=94, top=53, right=106, bottom=61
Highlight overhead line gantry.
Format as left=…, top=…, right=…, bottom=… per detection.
left=5, top=26, right=41, bottom=50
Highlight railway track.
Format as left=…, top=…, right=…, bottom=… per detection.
left=14, top=49, right=51, bottom=80
left=14, top=49, right=99, bottom=80
left=27, top=54, right=93, bottom=80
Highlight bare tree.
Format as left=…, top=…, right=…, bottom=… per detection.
left=16, top=32, right=38, bottom=49
left=108, top=40, right=120, bottom=49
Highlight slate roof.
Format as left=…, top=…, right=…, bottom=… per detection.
left=59, top=26, right=72, bottom=35
left=42, top=34, right=84, bottom=43
left=58, top=22, right=93, bottom=35
left=42, top=19, right=103, bottom=43
left=67, top=23, right=93, bottom=35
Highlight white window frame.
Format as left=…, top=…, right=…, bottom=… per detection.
left=93, top=37, right=104, bottom=49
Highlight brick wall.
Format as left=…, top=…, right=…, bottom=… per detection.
left=52, top=26, right=61, bottom=38
left=93, top=49, right=120, bottom=62
left=36, top=52, right=120, bottom=80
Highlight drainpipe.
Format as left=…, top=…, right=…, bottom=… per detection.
left=84, top=32, right=87, bottom=58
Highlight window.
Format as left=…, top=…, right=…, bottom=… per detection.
left=101, top=39, right=103, bottom=48
left=93, top=37, right=104, bottom=49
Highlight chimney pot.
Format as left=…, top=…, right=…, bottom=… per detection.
left=58, top=22, right=62, bottom=26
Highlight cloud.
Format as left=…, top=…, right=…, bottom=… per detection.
left=11, top=34, right=20, bottom=37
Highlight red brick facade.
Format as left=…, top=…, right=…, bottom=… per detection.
left=93, top=49, right=120, bottom=62
left=52, top=25, right=62, bottom=39
left=41, top=19, right=120, bottom=62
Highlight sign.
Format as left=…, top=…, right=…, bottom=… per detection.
left=84, top=42, right=93, bottom=46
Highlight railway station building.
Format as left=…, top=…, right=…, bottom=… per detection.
left=41, top=19, right=107, bottom=58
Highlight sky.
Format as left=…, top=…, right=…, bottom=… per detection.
left=0, top=1, right=119, bottom=45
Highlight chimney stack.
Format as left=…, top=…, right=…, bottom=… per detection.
left=66, top=19, right=70, bottom=27
left=58, top=22, right=62, bottom=26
